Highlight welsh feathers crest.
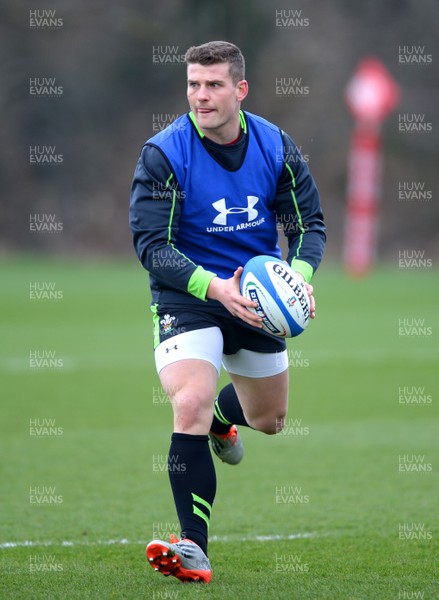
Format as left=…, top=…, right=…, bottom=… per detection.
left=160, top=313, right=176, bottom=334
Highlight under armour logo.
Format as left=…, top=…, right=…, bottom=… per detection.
left=165, top=345, right=178, bottom=353
left=212, top=196, right=259, bottom=226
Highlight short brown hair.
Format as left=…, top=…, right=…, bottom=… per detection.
left=185, top=41, right=245, bottom=84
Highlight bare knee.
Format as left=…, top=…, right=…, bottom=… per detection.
left=159, top=359, right=218, bottom=434
left=248, top=412, right=287, bottom=435
left=171, top=389, right=214, bottom=433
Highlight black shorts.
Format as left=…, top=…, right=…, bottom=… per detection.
left=152, top=298, right=286, bottom=355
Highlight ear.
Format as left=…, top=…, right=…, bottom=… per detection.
left=236, top=79, right=249, bottom=102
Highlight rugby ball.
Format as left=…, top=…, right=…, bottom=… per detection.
left=240, top=255, right=310, bottom=338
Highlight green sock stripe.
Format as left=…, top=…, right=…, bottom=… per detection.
left=191, top=493, right=212, bottom=529
left=193, top=506, right=210, bottom=528
left=191, top=493, right=212, bottom=514
left=214, top=399, right=231, bottom=426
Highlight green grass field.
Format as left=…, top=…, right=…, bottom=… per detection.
left=1, top=257, right=438, bottom=599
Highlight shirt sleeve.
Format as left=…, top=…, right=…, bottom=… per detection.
left=274, top=132, right=326, bottom=282
left=129, top=143, right=217, bottom=300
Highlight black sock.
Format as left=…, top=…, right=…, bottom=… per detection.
left=210, top=383, right=251, bottom=434
left=168, top=433, right=216, bottom=556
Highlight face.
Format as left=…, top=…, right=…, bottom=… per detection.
left=187, top=62, right=248, bottom=143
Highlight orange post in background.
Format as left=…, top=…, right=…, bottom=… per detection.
left=343, top=58, right=400, bottom=276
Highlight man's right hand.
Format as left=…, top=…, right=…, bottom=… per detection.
left=206, top=267, right=263, bottom=328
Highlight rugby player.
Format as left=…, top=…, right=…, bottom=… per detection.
left=129, top=40, right=326, bottom=583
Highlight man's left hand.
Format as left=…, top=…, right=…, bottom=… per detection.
left=295, top=273, right=316, bottom=319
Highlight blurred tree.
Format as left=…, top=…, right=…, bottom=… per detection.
left=0, top=0, right=437, bottom=261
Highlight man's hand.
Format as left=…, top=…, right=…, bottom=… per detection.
left=295, top=272, right=316, bottom=319
left=206, top=267, right=263, bottom=328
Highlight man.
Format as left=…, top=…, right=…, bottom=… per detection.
left=129, top=41, right=325, bottom=584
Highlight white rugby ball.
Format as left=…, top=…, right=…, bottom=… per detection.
left=240, top=255, right=310, bottom=338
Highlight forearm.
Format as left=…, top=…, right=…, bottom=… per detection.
left=286, top=230, right=326, bottom=282
left=275, top=134, right=326, bottom=282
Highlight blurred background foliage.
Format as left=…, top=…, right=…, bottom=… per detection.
left=1, top=0, right=438, bottom=264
